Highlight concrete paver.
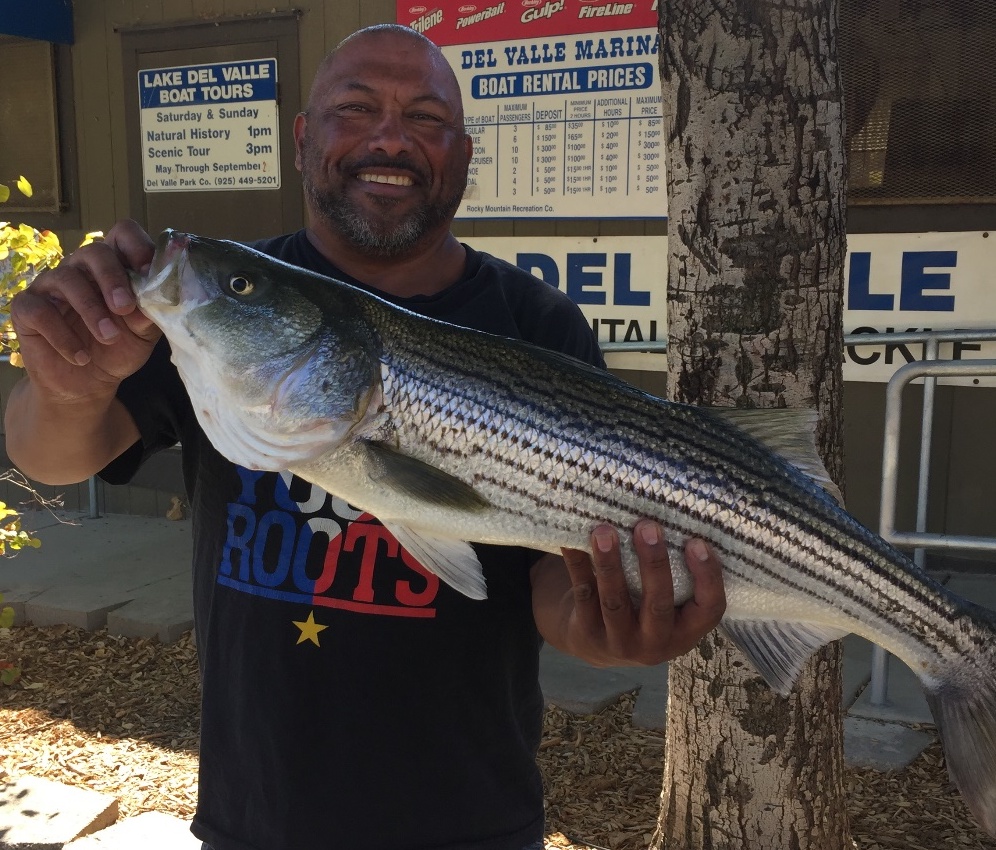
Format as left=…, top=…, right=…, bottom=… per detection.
left=0, top=776, right=117, bottom=850
left=65, top=812, right=199, bottom=849
left=843, top=717, right=936, bottom=770
left=0, top=513, right=192, bottom=636
left=539, top=646, right=648, bottom=715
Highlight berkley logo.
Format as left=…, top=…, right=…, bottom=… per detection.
left=410, top=7, right=444, bottom=30
left=458, top=3, right=476, bottom=10
left=522, top=0, right=540, bottom=6
left=456, top=2, right=506, bottom=29
left=521, top=0, right=564, bottom=22
left=409, top=4, right=427, bottom=12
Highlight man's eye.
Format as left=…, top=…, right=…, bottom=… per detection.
left=409, top=113, right=448, bottom=128
left=335, top=104, right=373, bottom=117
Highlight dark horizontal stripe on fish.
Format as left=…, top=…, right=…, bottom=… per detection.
left=383, top=360, right=967, bottom=658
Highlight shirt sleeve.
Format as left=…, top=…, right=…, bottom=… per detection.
left=99, top=339, right=191, bottom=484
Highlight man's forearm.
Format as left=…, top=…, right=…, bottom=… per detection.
left=4, top=376, right=140, bottom=485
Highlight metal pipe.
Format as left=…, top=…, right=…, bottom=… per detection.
left=87, top=476, right=101, bottom=519
left=913, top=338, right=939, bottom=571
left=868, top=352, right=996, bottom=706
left=599, top=340, right=668, bottom=353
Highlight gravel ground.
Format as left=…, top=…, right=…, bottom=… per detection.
left=1, top=623, right=994, bottom=850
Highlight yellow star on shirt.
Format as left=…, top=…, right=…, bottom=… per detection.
left=292, top=610, right=328, bottom=647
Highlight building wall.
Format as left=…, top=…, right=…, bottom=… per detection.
left=3, top=2, right=995, bottom=567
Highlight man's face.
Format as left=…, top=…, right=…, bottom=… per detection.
left=295, top=32, right=472, bottom=258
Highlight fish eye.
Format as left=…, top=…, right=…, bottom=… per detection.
left=228, top=275, right=254, bottom=296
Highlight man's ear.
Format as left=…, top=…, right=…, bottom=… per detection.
left=293, top=112, right=308, bottom=171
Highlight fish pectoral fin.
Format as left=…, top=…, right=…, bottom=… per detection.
left=381, top=522, right=487, bottom=601
left=363, top=442, right=490, bottom=512
left=712, top=408, right=844, bottom=505
left=719, top=619, right=849, bottom=696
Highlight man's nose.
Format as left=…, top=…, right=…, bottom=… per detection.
left=368, top=110, right=413, bottom=156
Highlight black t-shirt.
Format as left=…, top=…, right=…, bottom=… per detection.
left=103, top=230, right=604, bottom=850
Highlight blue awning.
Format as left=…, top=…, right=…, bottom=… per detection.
left=0, top=0, right=74, bottom=44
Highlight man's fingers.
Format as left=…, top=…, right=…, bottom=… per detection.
left=589, top=524, right=636, bottom=619
left=105, top=219, right=156, bottom=279
left=559, top=545, right=603, bottom=634
left=12, top=288, right=95, bottom=366
left=667, top=538, right=727, bottom=655
left=632, top=520, right=676, bottom=625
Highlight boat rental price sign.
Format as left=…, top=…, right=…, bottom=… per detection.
left=399, top=0, right=666, bottom=219
left=138, top=58, right=281, bottom=192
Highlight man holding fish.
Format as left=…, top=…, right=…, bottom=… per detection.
left=5, top=24, right=726, bottom=850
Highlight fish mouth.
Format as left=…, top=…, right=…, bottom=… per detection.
left=148, top=230, right=189, bottom=280
left=133, top=230, right=203, bottom=309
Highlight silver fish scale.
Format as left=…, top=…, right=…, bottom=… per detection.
left=370, top=310, right=969, bottom=662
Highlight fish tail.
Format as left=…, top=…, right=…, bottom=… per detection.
left=924, top=603, right=996, bottom=836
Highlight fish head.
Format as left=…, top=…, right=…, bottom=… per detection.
left=134, top=230, right=382, bottom=472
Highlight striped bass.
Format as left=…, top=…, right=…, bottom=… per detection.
left=135, top=230, right=996, bottom=836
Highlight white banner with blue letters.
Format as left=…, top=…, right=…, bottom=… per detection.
left=475, top=231, right=996, bottom=382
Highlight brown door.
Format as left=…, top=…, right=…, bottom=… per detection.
left=121, top=15, right=302, bottom=242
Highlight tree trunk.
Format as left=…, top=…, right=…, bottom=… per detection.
left=653, top=1, right=851, bottom=847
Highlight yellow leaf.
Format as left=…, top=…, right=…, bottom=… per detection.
left=79, top=231, right=104, bottom=247
left=0, top=185, right=9, bottom=204
left=16, top=176, right=32, bottom=198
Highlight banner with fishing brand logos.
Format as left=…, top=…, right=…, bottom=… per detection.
left=398, top=0, right=666, bottom=220
left=476, top=231, right=996, bottom=382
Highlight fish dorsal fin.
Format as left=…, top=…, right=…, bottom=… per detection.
left=381, top=522, right=488, bottom=600
left=719, top=619, right=850, bottom=696
left=363, top=441, right=491, bottom=511
left=713, top=408, right=844, bottom=505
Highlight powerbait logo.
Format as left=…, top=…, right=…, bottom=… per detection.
left=579, top=2, right=634, bottom=18
left=457, top=1, right=505, bottom=28
left=521, top=0, right=565, bottom=24
left=410, top=7, right=444, bottom=31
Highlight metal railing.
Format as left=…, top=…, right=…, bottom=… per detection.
left=845, top=329, right=996, bottom=706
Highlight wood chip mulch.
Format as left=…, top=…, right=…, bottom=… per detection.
left=1, top=623, right=994, bottom=850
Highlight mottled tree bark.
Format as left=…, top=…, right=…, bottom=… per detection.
left=653, top=1, right=850, bottom=847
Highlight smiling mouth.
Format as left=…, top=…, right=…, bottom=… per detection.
left=358, top=173, right=415, bottom=187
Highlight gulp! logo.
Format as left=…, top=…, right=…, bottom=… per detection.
left=521, top=0, right=564, bottom=22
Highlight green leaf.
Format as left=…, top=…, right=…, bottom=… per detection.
left=0, top=185, right=9, bottom=204
left=0, top=605, right=13, bottom=628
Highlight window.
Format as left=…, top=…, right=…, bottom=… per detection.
left=841, top=0, right=996, bottom=204
left=0, top=36, right=78, bottom=225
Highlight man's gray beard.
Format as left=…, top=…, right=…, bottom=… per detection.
left=305, top=178, right=460, bottom=259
